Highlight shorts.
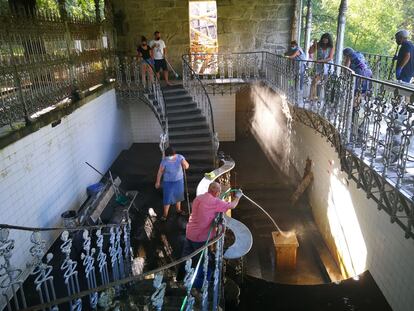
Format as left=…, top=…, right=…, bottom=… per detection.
left=142, top=58, right=154, bottom=66
left=154, top=59, right=167, bottom=72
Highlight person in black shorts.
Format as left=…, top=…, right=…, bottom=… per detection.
left=150, top=31, right=171, bottom=85
left=137, top=36, right=154, bottom=88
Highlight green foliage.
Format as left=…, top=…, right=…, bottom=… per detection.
left=65, top=0, right=95, bottom=19
left=307, top=0, right=410, bottom=55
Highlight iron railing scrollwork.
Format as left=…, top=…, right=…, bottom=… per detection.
left=0, top=2, right=115, bottom=129
left=0, top=220, right=132, bottom=311
left=184, top=52, right=414, bottom=240
left=0, top=157, right=236, bottom=311
left=115, top=56, right=169, bottom=145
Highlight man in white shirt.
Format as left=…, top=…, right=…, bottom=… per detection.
left=150, top=31, right=171, bottom=85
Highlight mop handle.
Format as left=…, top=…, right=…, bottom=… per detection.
left=183, top=166, right=191, bottom=215
left=388, top=44, right=400, bottom=80
left=165, top=58, right=179, bottom=77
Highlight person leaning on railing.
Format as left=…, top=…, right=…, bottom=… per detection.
left=394, top=29, right=414, bottom=83
left=284, top=40, right=307, bottom=90
left=137, top=36, right=154, bottom=90
left=343, top=47, right=373, bottom=94
left=308, top=33, right=335, bottom=100
left=176, top=182, right=242, bottom=281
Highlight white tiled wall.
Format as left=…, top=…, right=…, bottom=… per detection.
left=0, top=89, right=131, bottom=276
left=127, top=99, right=163, bottom=143
left=291, top=121, right=414, bottom=311
left=210, top=94, right=236, bottom=141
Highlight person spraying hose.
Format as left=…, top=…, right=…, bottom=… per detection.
left=177, top=182, right=242, bottom=281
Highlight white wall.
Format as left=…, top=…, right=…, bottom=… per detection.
left=0, top=89, right=131, bottom=276
left=127, top=99, right=163, bottom=143
left=290, top=121, right=414, bottom=311
left=210, top=94, right=236, bottom=141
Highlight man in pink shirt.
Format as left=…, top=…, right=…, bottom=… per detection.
left=186, top=182, right=241, bottom=242
left=177, top=182, right=242, bottom=281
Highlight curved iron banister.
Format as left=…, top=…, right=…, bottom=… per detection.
left=181, top=54, right=215, bottom=134
left=21, top=229, right=225, bottom=311
left=184, top=51, right=414, bottom=240
left=115, top=56, right=169, bottom=142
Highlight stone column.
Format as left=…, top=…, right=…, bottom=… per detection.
left=290, top=0, right=302, bottom=42
left=334, top=0, right=348, bottom=65
left=303, top=0, right=312, bottom=58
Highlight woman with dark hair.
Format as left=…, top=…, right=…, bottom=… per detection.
left=308, top=33, right=335, bottom=100
left=137, top=36, right=154, bottom=89
left=155, top=146, right=190, bottom=221
left=343, top=47, right=372, bottom=94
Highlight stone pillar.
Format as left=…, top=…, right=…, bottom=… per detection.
left=290, top=0, right=302, bottom=43
left=334, top=0, right=348, bottom=65
left=303, top=0, right=312, bottom=58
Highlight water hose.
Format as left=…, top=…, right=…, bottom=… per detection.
left=222, top=188, right=289, bottom=237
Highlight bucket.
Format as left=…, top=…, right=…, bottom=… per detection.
left=61, top=210, right=78, bottom=228
left=87, top=182, right=104, bottom=197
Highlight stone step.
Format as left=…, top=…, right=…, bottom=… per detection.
left=185, top=153, right=214, bottom=162
left=187, top=163, right=213, bottom=173
left=170, top=137, right=212, bottom=145
left=168, top=121, right=208, bottom=130
left=165, top=94, right=193, bottom=103
left=162, top=88, right=187, bottom=96
left=169, top=129, right=211, bottom=138
left=162, top=84, right=184, bottom=90
left=168, top=114, right=206, bottom=123
left=175, top=145, right=212, bottom=153
left=167, top=107, right=201, bottom=116
left=167, top=101, right=197, bottom=109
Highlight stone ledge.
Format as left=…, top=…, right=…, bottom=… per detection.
left=0, top=82, right=116, bottom=150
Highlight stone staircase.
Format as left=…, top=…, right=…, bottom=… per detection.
left=162, top=84, right=216, bottom=195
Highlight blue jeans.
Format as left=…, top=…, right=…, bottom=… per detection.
left=176, top=238, right=211, bottom=285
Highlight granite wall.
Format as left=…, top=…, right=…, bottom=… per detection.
left=112, top=0, right=294, bottom=71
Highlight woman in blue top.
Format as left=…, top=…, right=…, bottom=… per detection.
left=155, top=146, right=190, bottom=221
left=343, top=47, right=373, bottom=93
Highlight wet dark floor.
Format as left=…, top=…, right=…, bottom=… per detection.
left=109, top=141, right=391, bottom=310
left=221, top=138, right=332, bottom=284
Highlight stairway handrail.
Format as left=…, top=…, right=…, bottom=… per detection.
left=181, top=54, right=215, bottom=133
left=115, top=55, right=169, bottom=139
left=0, top=221, right=129, bottom=232
left=20, top=226, right=225, bottom=311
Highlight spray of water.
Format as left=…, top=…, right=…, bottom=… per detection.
left=241, top=192, right=293, bottom=238
left=249, top=84, right=293, bottom=178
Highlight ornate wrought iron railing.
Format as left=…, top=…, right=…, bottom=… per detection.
left=182, top=54, right=216, bottom=135
left=0, top=1, right=115, bottom=129
left=0, top=155, right=238, bottom=311
left=185, top=52, right=414, bottom=239
left=361, top=52, right=395, bottom=81
left=114, top=56, right=169, bottom=144
left=0, top=220, right=132, bottom=311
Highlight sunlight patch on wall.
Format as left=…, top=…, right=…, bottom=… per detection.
left=327, top=169, right=367, bottom=278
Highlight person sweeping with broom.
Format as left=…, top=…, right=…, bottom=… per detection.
left=155, top=146, right=190, bottom=221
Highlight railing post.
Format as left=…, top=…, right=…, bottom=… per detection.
left=212, top=228, right=224, bottom=311
left=58, top=0, right=79, bottom=100
left=334, top=0, right=348, bottom=65
left=5, top=21, right=31, bottom=126
left=303, top=0, right=312, bottom=59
